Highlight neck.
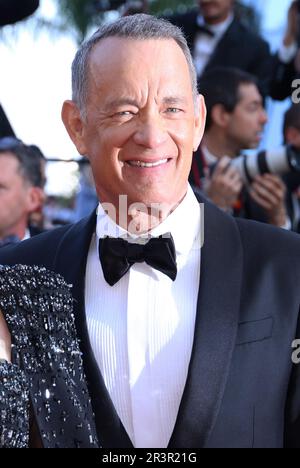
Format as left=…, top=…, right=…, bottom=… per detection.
left=98, top=190, right=187, bottom=234
left=204, top=12, right=232, bottom=26
left=202, top=129, right=240, bottom=159
left=0, top=224, right=26, bottom=241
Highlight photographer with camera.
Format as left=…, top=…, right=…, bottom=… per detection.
left=191, top=67, right=290, bottom=228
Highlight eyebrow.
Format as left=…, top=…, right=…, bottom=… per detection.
left=247, top=99, right=263, bottom=106
left=104, top=98, right=139, bottom=111
left=162, top=96, right=188, bottom=107
left=103, top=96, right=189, bottom=111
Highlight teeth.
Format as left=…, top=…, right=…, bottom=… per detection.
left=128, top=159, right=168, bottom=168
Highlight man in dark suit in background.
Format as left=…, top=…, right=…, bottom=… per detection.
left=168, top=0, right=298, bottom=100
left=0, top=14, right=300, bottom=448
left=0, top=138, right=45, bottom=246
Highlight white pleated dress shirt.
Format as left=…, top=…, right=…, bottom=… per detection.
left=85, top=185, right=201, bottom=448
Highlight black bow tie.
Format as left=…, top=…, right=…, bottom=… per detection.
left=99, top=234, right=177, bottom=286
left=196, top=24, right=215, bottom=37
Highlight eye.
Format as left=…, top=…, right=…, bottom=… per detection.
left=117, top=111, right=135, bottom=116
left=247, top=103, right=260, bottom=112
left=165, top=107, right=182, bottom=113
left=112, top=110, right=138, bottom=121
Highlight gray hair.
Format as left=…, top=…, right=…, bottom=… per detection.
left=71, top=14, right=198, bottom=115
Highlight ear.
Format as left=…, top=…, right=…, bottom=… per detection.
left=285, top=126, right=300, bottom=146
left=61, top=100, right=88, bottom=155
left=25, top=187, right=44, bottom=214
left=193, top=94, right=207, bottom=151
left=211, top=104, right=231, bottom=129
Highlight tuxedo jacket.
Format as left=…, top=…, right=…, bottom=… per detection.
left=168, top=10, right=294, bottom=100
left=0, top=199, right=300, bottom=448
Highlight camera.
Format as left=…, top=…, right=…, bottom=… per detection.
left=230, top=145, right=300, bottom=184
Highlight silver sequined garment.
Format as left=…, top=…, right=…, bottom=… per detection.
left=0, top=265, right=99, bottom=448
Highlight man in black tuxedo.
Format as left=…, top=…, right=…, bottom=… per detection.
left=0, top=14, right=300, bottom=449
left=167, top=0, right=298, bottom=100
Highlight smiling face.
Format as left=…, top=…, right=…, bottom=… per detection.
left=62, top=37, right=206, bottom=214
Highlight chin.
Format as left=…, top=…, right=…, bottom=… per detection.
left=129, top=190, right=172, bottom=207
left=249, top=141, right=260, bottom=149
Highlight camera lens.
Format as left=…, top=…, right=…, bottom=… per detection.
left=231, top=145, right=300, bottom=184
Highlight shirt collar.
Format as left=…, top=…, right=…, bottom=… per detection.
left=197, top=12, right=234, bottom=38
left=202, top=144, right=218, bottom=165
left=96, top=184, right=201, bottom=258
left=21, top=229, right=31, bottom=241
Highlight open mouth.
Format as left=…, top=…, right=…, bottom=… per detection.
left=126, top=158, right=171, bottom=168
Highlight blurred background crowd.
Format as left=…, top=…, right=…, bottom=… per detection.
left=1, top=0, right=300, bottom=245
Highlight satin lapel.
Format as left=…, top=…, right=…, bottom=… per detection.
left=169, top=200, right=243, bottom=448
left=52, top=212, right=133, bottom=448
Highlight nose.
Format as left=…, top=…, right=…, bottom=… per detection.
left=260, top=108, right=268, bottom=125
left=133, top=114, right=168, bottom=149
